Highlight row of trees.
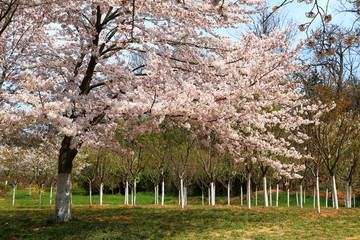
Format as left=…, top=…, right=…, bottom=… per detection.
left=0, top=0, right=358, bottom=222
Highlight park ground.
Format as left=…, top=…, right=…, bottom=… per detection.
left=1, top=189, right=360, bottom=240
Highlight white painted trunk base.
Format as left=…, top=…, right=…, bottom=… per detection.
left=54, top=173, right=72, bottom=222
left=99, top=182, right=104, bottom=205
left=263, top=177, right=268, bottom=207
left=12, top=185, right=16, bottom=206
left=276, top=184, right=279, bottom=207
left=299, top=185, right=303, bottom=208
left=247, top=173, right=251, bottom=209
left=161, top=181, right=165, bottom=206
left=332, top=175, right=339, bottom=209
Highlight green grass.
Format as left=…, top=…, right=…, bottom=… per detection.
left=1, top=189, right=360, bottom=240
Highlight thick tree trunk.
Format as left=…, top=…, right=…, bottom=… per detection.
left=287, top=188, right=290, bottom=207
left=263, top=177, right=268, bottom=207
left=247, top=173, right=251, bottom=209
left=325, top=188, right=328, bottom=207
left=180, top=178, right=185, bottom=208
left=50, top=185, right=53, bottom=205
left=161, top=180, right=165, bottom=206
left=54, top=136, right=78, bottom=222
left=54, top=173, right=72, bottom=222
left=299, top=185, right=303, bottom=208
left=276, top=184, right=279, bottom=207
left=12, top=185, right=16, bottom=206
left=316, top=175, right=321, bottom=213
left=332, top=175, right=339, bottom=209
left=99, top=182, right=104, bottom=205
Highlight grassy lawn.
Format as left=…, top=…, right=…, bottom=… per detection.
left=1, top=189, right=359, bottom=240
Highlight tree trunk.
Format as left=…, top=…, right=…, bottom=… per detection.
left=154, top=185, right=157, bottom=204
left=263, top=177, right=268, bottom=207
left=276, top=184, right=279, bottom=207
left=255, top=187, right=258, bottom=206
left=89, top=181, right=92, bottom=207
left=185, top=186, right=188, bottom=205
left=54, top=173, right=72, bottom=222
left=325, top=188, right=328, bottom=207
left=353, top=191, right=356, bottom=207
left=161, top=180, right=165, bottom=206
left=99, top=182, right=104, bottom=205
left=300, top=185, right=303, bottom=208
left=54, top=136, right=78, bottom=222
left=180, top=178, right=185, bottom=208
left=287, top=188, right=290, bottom=207
left=131, top=187, right=134, bottom=205
left=269, top=186, right=272, bottom=206
left=211, top=182, right=215, bottom=206
left=202, top=190, right=204, bottom=205
left=227, top=181, right=231, bottom=206
left=332, top=175, right=339, bottom=209
left=50, top=185, right=53, bottom=205
left=240, top=185, right=243, bottom=206
left=12, top=185, right=16, bottom=206
left=247, top=172, right=251, bottom=209
left=38, top=185, right=42, bottom=205
left=296, top=191, right=299, bottom=207
left=208, top=187, right=211, bottom=205
left=316, top=174, right=321, bottom=213
left=29, top=184, right=32, bottom=196
left=125, top=180, right=129, bottom=205
left=133, top=178, right=137, bottom=206
left=313, top=188, right=316, bottom=209
left=303, top=188, right=306, bottom=204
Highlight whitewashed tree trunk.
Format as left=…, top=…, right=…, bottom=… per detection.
left=255, top=187, right=258, bottom=206
left=269, top=186, right=272, bottom=206
left=299, top=185, right=303, bottom=208
left=89, top=181, right=92, bottom=206
left=210, top=182, right=215, bottom=206
left=133, top=178, right=137, bottom=206
left=303, top=188, right=306, bottom=204
left=313, top=188, right=316, bottom=209
left=202, top=190, right=204, bottom=205
left=353, top=191, right=356, bottom=207
left=154, top=185, right=157, bottom=204
left=54, top=173, right=72, bottom=222
left=296, top=191, right=299, bottom=207
left=184, top=186, right=188, bottom=205
left=240, top=185, right=243, bottom=206
left=38, top=184, right=43, bottom=205
left=178, top=190, right=181, bottom=205
left=131, top=188, right=134, bottom=205
left=227, top=181, right=231, bottom=206
left=276, top=184, right=279, bottom=207
left=12, top=185, right=16, bottom=206
left=325, top=188, right=328, bottom=207
left=208, top=187, right=211, bottom=205
left=29, top=184, right=32, bottom=196
left=161, top=180, right=165, bottom=206
left=287, top=188, right=290, bottom=207
left=5, top=180, right=8, bottom=185
left=125, top=181, right=129, bottom=205
left=180, top=178, right=185, bottom=208
left=50, top=185, right=53, bottom=205
left=332, top=175, right=339, bottom=209
left=316, top=175, right=321, bottom=213
left=99, top=182, right=104, bottom=205
left=263, top=177, right=268, bottom=207
left=247, top=173, right=251, bottom=209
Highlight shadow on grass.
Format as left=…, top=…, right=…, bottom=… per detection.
left=1, top=205, right=360, bottom=240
